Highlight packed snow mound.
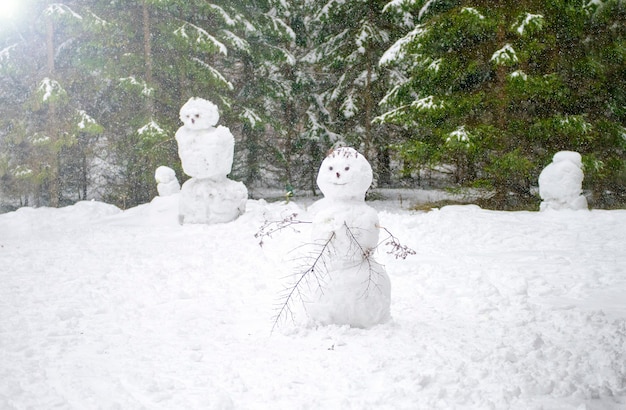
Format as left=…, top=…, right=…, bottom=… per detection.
left=1, top=197, right=626, bottom=409
left=0, top=200, right=121, bottom=238
left=539, top=150, right=588, bottom=211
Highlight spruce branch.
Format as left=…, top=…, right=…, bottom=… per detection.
left=379, top=226, right=416, bottom=259
left=271, top=232, right=336, bottom=334
left=255, top=213, right=311, bottom=247
left=343, top=223, right=384, bottom=297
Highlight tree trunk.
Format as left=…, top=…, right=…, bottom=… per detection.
left=142, top=0, right=154, bottom=116
left=364, top=6, right=375, bottom=164
left=46, top=15, right=60, bottom=207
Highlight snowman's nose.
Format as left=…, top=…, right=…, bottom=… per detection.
left=336, top=172, right=341, bottom=178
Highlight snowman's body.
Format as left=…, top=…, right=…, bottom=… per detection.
left=539, top=151, right=588, bottom=211
left=304, top=147, right=391, bottom=328
left=175, top=97, right=247, bottom=224
left=175, top=125, right=234, bottom=179
left=178, top=177, right=247, bottom=224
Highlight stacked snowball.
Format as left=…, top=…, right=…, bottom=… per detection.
left=538, top=151, right=588, bottom=211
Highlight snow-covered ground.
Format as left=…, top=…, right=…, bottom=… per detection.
left=1, top=193, right=625, bottom=409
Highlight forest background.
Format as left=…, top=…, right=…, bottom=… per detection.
left=0, top=0, right=624, bottom=212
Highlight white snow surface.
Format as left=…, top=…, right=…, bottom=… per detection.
left=1, top=195, right=626, bottom=409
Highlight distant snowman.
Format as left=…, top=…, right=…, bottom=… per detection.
left=175, top=97, right=248, bottom=224
left=304, top=147, right=391, bottom=328
left=154, top=166, right=180, bottom=197
left=538, top=150, right=588, bottom=211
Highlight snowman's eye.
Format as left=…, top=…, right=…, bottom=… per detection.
left=195, top=114, right=200, bottom=118
left=328, top=166, right=333, bottom=171
left=345, top=166, right=350, bottom=171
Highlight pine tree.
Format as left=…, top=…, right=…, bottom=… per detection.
left=303, top=0, right=405, bottom=185
left=379, top=0, right=626, bottom=208
left=0, top=1, right=106, bottom=207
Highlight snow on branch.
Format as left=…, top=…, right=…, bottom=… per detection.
left=584, top=0, right=605, bottom=15
left=0, top=44, right=17, bottom=64
left=174, top=23, right=228, bottom=56
left=239, top=108, right=263, bottom=130
left=373, top=104, right=411, bottom=124
left=137, top=120, right=165, bottom=137
left=382, top=0, right=416, bottom=28
left=208, top=4, right=237, bottom=27
left=356, top=23, right=388, bottom=54
left=268, top=15, right=296, bottom=41
left=85, top=10, right=108, bottom=28
left=445, top=125, right=473, bottom=148
left=341, top=95, right=358, bottom=119
left=461, top=7, right=485, bottom=20
left=419, top=0, right=437, bottom=21
left=191, top=58, right=234, bottom=90
left=221, top=30, right=250, bottom=53
left=513, top=13, right=544, bottom=36
left=76, top=110, right=102, bottom=133
left=411, top=95, right=443, bottom=111
left=38, top=77, right=66, bottom=103
left=380, top=24, right=428, bottom=66
left=509, top=70, right=528, bottom=81
left=119, top=77, right=153, bottom=97
left=491, top=44, right=519, bottom=66
left=428, top=58, right=442, bottom=72
left=45, top=4, right=83, bottom=20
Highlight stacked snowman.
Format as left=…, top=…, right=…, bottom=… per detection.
left=538, top=150, right=588, bottom=211
left=175, top=97, right=248, bottom=224
left=303, top=147, right=391, bottom=328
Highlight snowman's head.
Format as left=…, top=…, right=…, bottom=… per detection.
left=179, top=97, right=219, bottom=130
left=155, top=166, right=176, bottom=184
left=552, top=151, right=582, bottom=169
left=317, top=147, right=373, bottom=201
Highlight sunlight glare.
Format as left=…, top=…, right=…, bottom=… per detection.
left=0, top=0, right=19, bottom=19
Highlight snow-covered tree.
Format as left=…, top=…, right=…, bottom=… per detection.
left=304, top=0, right=407, bottom=185
left=379, top=0, right=626, bottom=207
left=0, top=1, right=105, bottom=207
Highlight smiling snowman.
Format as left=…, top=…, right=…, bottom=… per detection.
left=304, top=147, right=391, bottom=328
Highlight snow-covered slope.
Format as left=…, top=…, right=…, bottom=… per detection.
left=1, top=195, right=625, bottom=409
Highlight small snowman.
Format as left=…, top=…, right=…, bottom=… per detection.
left=175, top=97, right=248, bottom=224
left=154, top=166, right=180, bottom=197
left=304, top=147, right=391, bottom=328
left=538, top=151, right=588, bottom=211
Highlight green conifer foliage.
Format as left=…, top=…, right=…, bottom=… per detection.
left=380, top=0, right=626, bottom=207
